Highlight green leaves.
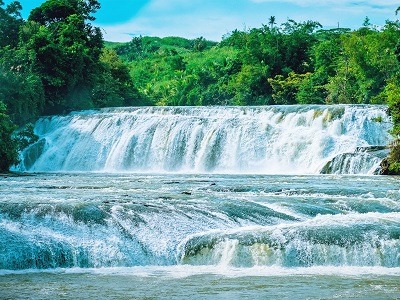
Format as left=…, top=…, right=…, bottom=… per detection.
left=0, top=1, right=23, bottom=48
left=0, top=47, right=45, bottom=125
left=0, top=100, right=18, bottom=172
left=92, top=48, right=143, bottom=107
left=28, top=0, right=100, bottom=25
left=23, top=0, right=103, bottom=113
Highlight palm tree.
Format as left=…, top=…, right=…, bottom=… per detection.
left=268, top=16, right=276, bottom=30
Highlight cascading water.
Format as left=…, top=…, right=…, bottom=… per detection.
left=1, top=174, right=400, bottom=272
left=2, top=105, right=399, bottom=299
left=17, top=105, right=392, bottom=174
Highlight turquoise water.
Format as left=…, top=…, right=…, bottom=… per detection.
left=17, top=105, right=392, bottom=174
left=1, top=269, right=400, bottom=299
left=1, top=173, right=399, bottom=299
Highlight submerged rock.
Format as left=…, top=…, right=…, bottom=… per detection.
left=22, top=138, right=46, bottom=170
left=320, top=146, right=388, bottom=175
left=379, top=156, right=400, bottom=175
left=379, top=140, right=400, bottom=175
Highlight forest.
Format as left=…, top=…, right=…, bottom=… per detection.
left=1, top=0, right=400, bottom=173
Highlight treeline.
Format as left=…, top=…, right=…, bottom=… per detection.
left=116, top=18, right=400, bottom=108
left=0, top=0, right=147, bottom=171
left=1, top=0, right=400, bottom=173
left=0, top=0, right=146, bottom=125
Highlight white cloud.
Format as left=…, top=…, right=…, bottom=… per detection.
left=250, top=0, right=399, bottom=6
left=97, top=0, right=242, bottom=41
left=96, top=0, right=400, bottom=42
left=99, top=13, right=240, bottom=42
left=147, top=0, right=201, bottom=10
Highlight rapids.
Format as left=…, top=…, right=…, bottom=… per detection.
left=1, top=173, right=399, bottom=271
left=2, top=105, right=399, bottom=299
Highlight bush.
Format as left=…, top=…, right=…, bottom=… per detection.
left=0, top=100, right=18, bottom=172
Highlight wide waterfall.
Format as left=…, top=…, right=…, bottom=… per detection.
left=2, top=105, right=400, bottom=299
left=18, top=105, right=392, bottom=174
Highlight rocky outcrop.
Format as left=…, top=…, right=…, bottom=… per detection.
left=21, top=138, right=46, bottom=170
left=379, top=157, right=391, bottom=175
left=379, top=140, right=400, bottom=175
left=320, top=146, right=388, bottom=175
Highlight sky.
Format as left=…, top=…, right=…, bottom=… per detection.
left=4, top=0, right=400, bottom=42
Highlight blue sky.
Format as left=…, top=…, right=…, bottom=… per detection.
left=5, top=0, right=400, bottom=41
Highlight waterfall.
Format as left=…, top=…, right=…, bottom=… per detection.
left=17, top=105, right=392, bottom=174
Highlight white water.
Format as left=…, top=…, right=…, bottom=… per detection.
left=4, top=106, right=399, bottom=299
left=18, top=105, right=392, bottom=174
left=1, top=173, right=400, bottom=299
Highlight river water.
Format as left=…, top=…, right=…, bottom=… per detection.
left=1, top=105, right=400, bottom=299
left=17, top=105, right=391, bottom=174
left=1, top=173, right=399, bottom=299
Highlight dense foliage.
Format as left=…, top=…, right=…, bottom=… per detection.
left=0, top=0, right=143, bottom=170
left=1, top=0, right=400, bottom=171
left=0, top=99, right=37, bottom=172
left=118, top=20, right=400, bottom=108
left=0, top=100, right=18, bottom=172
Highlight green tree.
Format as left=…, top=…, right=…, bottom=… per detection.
left=92, top=48, right=144, bottom=107
left=296, top=72, right=326, bottom=104
left=24, top=0, right=103, bottom=113
left=0, top=0, right=24, bottom=48
left=380, top=77, right=400, bottom=174
left=268, top=16, right=276, bottom=30
left=280, top=19, right=322, bottom=74
left=221, top=29, right=247, bottom=48
left=326, top=22, right=400, bottom=104
left=114, top=36, right=144, bottom=61
left=0, top=47, right=45, bottom=125
left=0, top=100, right=39, bottom=172
left=230, top=64, right=271, bottom=105
left=362, top=16, right=371, bottom=27
left=268, top=72, right=312, bottom=104
left=0, top=100, right=18, bottom=172
left=192, top=36, right=207, bottom=52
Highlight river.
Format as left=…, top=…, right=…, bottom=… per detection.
left=1, top=173, right=399, bottom=299
left=1, top=105, right=399, bottom=299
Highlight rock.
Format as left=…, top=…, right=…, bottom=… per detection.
left=379, top=157, right=390, bottom=175
left=320, top=146, right=389, bottom=175
left=379, top=156, right=400, bottom=175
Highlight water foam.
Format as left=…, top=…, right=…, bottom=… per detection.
left=17, top=105, right=392, bottom=174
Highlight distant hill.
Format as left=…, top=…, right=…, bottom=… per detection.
left=105, top=36, right=218, bottom=62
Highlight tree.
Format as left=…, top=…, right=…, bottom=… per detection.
left=378, top=11, right=400, bottom=174
left=268, top=16, right=276, bottom=30
left=380, top=78, right=400, bottom=174
left=326, top=22, right=400, bottom=104
left=362, top=16, right=371, bottom=27
left=280, top=20, right=322, bottom=74
left=0, top=46, right=45, bottom=125
left=24, top=0, right=103, bottom=113
left=0, top=99, right=39, bottom=172
left=192, top=36, right=207, bottom=52
left=0, top=0, right=24, bottom=48
left=268, top=72, right=313, bottom=104
left=92, top=48, right=144, bottom=107
left=0, top=100, right=18, bottom=172
left=29, top=0, right=100, bottom=24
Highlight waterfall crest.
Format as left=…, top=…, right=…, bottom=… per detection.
left=18, top=105, right=392, bottom=174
